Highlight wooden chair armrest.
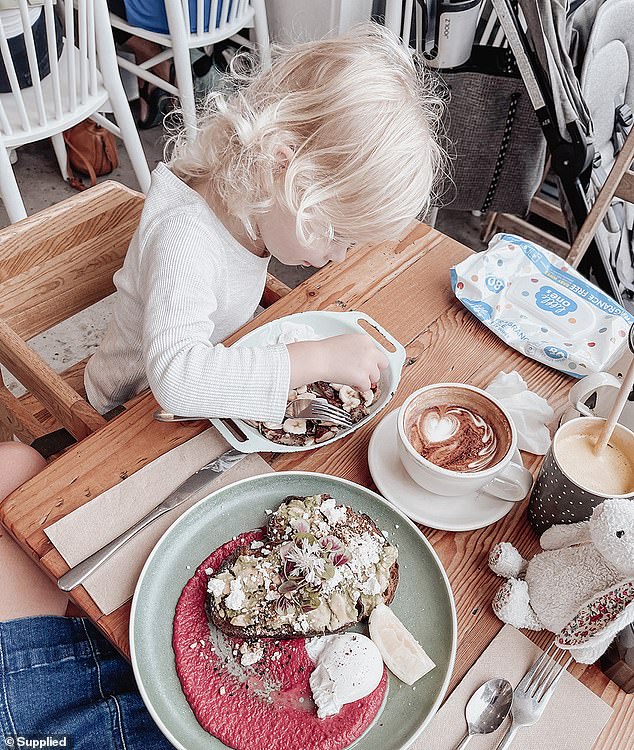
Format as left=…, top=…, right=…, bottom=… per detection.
left=261, top=273, right=291, bottom=308
left=0, top=382, right=50, bottom=443
left=0, top=318, right=106, bottom=440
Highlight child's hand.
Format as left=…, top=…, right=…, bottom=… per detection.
left=288, top=334, right=389, bottom=392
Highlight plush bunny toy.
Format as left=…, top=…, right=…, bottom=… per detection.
left=489, top=498, right=634, bottom=663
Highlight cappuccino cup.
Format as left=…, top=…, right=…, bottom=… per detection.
left=529, top=416, right=634, bottom=534
left=397, top=383, right=533, bottom=501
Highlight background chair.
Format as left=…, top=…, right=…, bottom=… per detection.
left=110, top=0, right=270, bottom=139
left=0, top=180, right=290, bottom=450
left=0, top=0, right=150, bottom=223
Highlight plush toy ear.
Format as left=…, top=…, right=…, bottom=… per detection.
left=555, top=580, right=634, bottom=663
left=540, top=520, right=591, bottom=550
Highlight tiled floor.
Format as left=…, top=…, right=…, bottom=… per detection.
left=0, top=125, right=484, bottom=395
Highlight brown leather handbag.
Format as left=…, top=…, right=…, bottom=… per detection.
left=63, top=119, right=119, bottom=190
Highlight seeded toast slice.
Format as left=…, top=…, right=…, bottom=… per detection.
left=205, top=494, right=399, bottom=640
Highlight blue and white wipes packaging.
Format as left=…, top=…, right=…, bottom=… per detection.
left=450, top=233, right=633, bottom=377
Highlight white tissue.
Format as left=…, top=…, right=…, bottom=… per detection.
left=485, top=371, right=554, bottom=455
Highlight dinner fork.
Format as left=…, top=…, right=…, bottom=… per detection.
left=495, top=641, right=573, bottom=750
left=286, top=398, right=354, bottom=428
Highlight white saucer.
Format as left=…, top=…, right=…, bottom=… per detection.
left=368, top=410, right=521, bottom=532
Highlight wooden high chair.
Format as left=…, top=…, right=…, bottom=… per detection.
left=0, top=181, right=290, bottom=452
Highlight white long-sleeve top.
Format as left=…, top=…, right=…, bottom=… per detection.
left=84, top=163, right=291, bottom=422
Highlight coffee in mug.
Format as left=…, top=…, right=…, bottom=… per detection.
left=529, top=416, right=634, bottom=534
left=397, top=383, right=533, bottom=501
left=404, top=387, right=512, bottom=473
left=556, top=422, right=634, bottom=496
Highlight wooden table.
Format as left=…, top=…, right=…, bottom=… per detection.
left=1, top=222, right=631, bottom=749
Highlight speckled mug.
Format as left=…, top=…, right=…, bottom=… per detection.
left=528, top=416, right=634, bottom=535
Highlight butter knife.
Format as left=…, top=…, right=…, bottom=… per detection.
left=57, top=448, right=246, bottom=592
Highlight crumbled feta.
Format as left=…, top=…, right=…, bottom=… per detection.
left=207, top=577, right=226, bottom=599
left=320, top=498, right=347, bottom=525
left=219, top=686, right=226, bottom=696
left=225, top=579, right=246, bottom=610
left=297, top=615, right=310, bottom=632
left=240, top=643, right=264, bottom=666
left=347, top=533, right=381, bottom=573
left=322, top=566, right=344, bottom=593
left=250, top=540, right=264, bottom=549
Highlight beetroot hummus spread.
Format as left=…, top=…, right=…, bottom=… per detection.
left=173, top=529, right=387, bottom=750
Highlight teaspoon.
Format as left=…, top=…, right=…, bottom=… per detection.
left=454, top=678, right=514, bottom=750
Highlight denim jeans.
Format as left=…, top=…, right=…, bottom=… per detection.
left=0, top=11, right=64, bottom=94
left=0, top=616, right=172, bottom=749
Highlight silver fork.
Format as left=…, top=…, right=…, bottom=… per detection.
left=286, top=397, right=354, bottom=428
left=495, top=641, right=573, bottom=750
left=153, top=399, right=355, bottom=428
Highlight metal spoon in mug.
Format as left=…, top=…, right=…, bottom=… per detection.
left=453, top=678, right=514, bottom=750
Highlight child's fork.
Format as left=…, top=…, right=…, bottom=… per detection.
left=152, top=398, right=355, bottom=429
left=286, top=397, right=354, bottom=428
left=495, top=641, right=573, bottom=750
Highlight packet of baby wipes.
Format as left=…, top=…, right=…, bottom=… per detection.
left=451, top=233, right=634, bottom=378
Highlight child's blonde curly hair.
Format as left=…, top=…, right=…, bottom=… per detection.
left=167, top=23, right=447, bottom=247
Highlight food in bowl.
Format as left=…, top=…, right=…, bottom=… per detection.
left=247, top=382, right=379, bottom=446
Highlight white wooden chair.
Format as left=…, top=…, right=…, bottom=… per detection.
left=0, top=0, right=150, bottom=223
left=110, top=0, right=270, bottom=139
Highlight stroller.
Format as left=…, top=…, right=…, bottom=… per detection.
left=490, top=0, right=634, bottom=310
left=384, top=0, right=634, bottom=310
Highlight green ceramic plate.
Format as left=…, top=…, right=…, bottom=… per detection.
left=130, top=472, right=457, bottom=750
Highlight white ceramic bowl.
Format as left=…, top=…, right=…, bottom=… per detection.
left=210, top=310, right=406, bottom=453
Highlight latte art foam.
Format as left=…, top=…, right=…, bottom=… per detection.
left=408, top=404, right=500, bottom=472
